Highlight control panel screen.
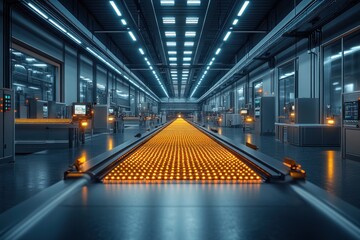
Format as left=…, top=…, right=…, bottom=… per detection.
left=74, top=104, right=87, bottom=115
left=240, top=109, right=248, bottom=115
left=4, top=94, right=11, bottom=112
left=344, top=101, right=359, bottom=121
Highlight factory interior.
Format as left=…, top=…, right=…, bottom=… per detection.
left=1, top=0, right=360, bottom=239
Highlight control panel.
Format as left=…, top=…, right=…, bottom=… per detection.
left=0, top=88, right=15, bottom=163
left=343, top=93, right=360, bottom=127
left=4, top=94, right=11, bottom=112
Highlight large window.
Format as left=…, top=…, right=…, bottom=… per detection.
left=114, top=77, right=129, bottom=107
left=253, top=81, right=263, bottom=117
left=130, top=87, right=136, bottom=116
left=323, top=41, right=342, bottom=118
left=79, top=55, right=93, bottom=103
left=278, top=61, right=295, bottom=121
left=236, top=83, right=246, bottom=113
left=11, top=48, right=57, bottom=118
left=96, top=66, right=107, bottom=104
left=344, top=32, right=360, bottom=93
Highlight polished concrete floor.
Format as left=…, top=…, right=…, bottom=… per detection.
left=1, top=121, right=360, bottom=215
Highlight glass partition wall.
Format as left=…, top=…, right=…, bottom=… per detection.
left=323, top=30, right=360, bottom=123
left=11, top=48, right=58, bottom=118
left=278, top=61, right=295, bottom=122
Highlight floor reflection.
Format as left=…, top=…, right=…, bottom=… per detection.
left=325, top=150, right=336, bottom=193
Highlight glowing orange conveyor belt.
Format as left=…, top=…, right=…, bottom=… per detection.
left=104, top=118, right=261, bottom=183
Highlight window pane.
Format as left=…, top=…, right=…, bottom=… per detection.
left=237, top=84, right=245, bottom=112
left=79, top=55, right=93, bottom=103
left=253, top=81, right=263, bottom=117
left=323, top=41, right=342, bottom=118
left=344, top=32, right=360, bottom=93
left=278, top=62, right=295, bottom=121
left=96, top=66, right=107, bottom=104
left=11, top=49, right=56, bottom=118
left=113, top=77, right=129, bottom=106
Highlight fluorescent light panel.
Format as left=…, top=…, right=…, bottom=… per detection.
left=110, top=1, right=122, bottom=16
left=184, top=51, right=192, bottom=55
left=186, top=17, right=199, bottom=24
left=232, top=19, right=239, bottom=25
left=121, top=19, right=127, bottom=25
left=185, top=31, right=196, bottom=37
left=184, top=42, right=194, bottom=46
left=28, top=3, right=48, bottom=19
left=167, top=42, right=176, bottom=46
left=215, top=48, right=221, bottom=55
left=163, top=17, right=175, bottom=24
left=66, top=33, right=81, bottom=44
left=238, top=1, right=250, bottom=16
left=139, top=48, right=145, bottom=55
left=187, top=0, right=201, bottom=6
left=128, top=31, right=137, bottom=41
left=168, top=51, right=177, bottom=55
left=223, top=31, right=231, bottom=41
left=161, top=0, right=175, bottom=6
left=165, top=31, right=176, bottom=37
left=183, top=57, right=191, bottom=61
left=49, top=19, right=66, bottom=33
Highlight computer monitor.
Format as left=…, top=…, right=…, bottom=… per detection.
left=240, top=109, right=248, bottom=115
left=74, top=104, right=87, bottom=115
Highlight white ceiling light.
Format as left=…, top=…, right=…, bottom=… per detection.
left=167, top=42, right=177, bottom=46
left=66, top=33, right=82, bottom=44
left=49, top=19, right=66, bottom=33
left=163, top=17, right=175, bottom=24
left=215, top=48, right=221, bottom=55
left=165, top=31, right=176, bottom=37
left=183, top=69, right=189, bottom=73
left=161, top=0, right=175, bottom=6
left=28, top=3, right=48, bottom=19
left=184, top=42, right=194, bottom=47
left=170, top=63, right=177, bottom=66
left=223, top=31, right=231, bottom=41
left=185, top=31, right=196, bottom=37
left=206, top=66, right=210, bottom=70
left=187, top=0, right=201, bottom=6
left=186, top=17, right=199, bottom=24
left=128, top=31, right=137, bottom=41
left=183, top=57, right=191, bottom=61
left=168, top=51, right=177, bottom=55
left=139, top=48, right=145, bottom=55
left=169, top=57, right=177, bottom=61
left=121, top=19, right=127, bottom=25
left=183, top=63, right=190, bottom=66
left=109, top=1, right=122, bottom=16
left=232, top=19, right=239, bottom=25
left=184, top=51, right=192, bottom=55
left=238, top=1, right=250, bottom=16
